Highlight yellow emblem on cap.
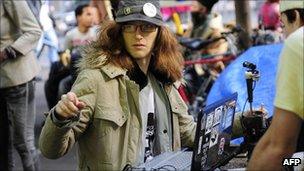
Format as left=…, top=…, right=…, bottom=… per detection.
left=124, top=7, right=131, bottom=15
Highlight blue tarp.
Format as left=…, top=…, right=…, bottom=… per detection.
left=206, top=44, right=283, bottom=143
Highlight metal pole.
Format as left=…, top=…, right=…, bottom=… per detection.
left=234, top=0, right=252, bottom=49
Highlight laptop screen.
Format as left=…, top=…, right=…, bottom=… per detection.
left=191, top=93, right=238, bottom=171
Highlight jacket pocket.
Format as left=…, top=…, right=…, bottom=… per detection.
left=92, top=109, right=126, bottom=139
left=90, top=109, right=126, bottom=164
left=94, top=108, right=127, bottom=127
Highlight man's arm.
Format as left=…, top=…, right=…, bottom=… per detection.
left=247, top=107, right=302, bottom=170
left=3, top=0, right=42, bottom=56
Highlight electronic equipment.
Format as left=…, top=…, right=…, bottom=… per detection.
left=137, top=93, right=238, bottom=171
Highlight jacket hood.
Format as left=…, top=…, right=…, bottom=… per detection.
left=76, top=45, right=107, bottom=71
left=76, top=45, right=127, bottom=79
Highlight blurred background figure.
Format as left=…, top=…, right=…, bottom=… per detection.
left=0, top=0, right=42, bottom=170
left=90, top=0, right=108, bottom=23
left=190, top=0, right=228, bottom=69
left=182, top=0, right=228, bottom=107
left=36, top=0, right=60, bottom=64
left=58, top=4, right=97, bottom=96
left=90, top=0, right=116, bottom=23
left=44, top=3, right=97, bottom=110
left=191, top=0, right=224, bottom=40
left=251, top=0, right=283, bottom=46
left=258, top=0, right=281, bottom=31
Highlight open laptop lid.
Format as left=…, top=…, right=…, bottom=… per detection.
left=191, top=92, right=238, bottom=171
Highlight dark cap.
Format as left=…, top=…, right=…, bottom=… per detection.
left=198, top=0, right=219, bottom=11
left=115, top=0, right=163, bottom=26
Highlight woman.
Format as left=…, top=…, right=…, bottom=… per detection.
left=39, top=0, right=196, bottom=170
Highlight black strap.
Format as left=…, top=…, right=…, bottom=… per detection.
left=145, top=112, right=155, bottom=161
left=296, top=121, right=304, bottom=152
left=122, top=164, right=132, bottom=171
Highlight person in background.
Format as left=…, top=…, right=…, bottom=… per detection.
left=90, top=0, right=115, bottom=23
left=190, top=0, right=228, bottom=66
left=58, top=4, right=96, bottom=99
left=63, top=4, right=95, bottom=58
left=182, top=0, right=228, bottom=106
left=90, top=0, right=108, bottom=23
left=89, top=0, right=120, bottom=26
left=0, top=0, right=42, bottom=170
left=36, top=0, right=60, bottom=63
left=248, top=1, right=303, bottom=170
left=252, top=0, right=283, bottom=46
left=258, top=0, right=281, bottom=31
left=39, top=0, right=196, bottom=170
left=44, top=4, right=96, bottom=110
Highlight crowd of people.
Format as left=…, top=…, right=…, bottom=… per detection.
left=0, top=0, right=303, bottom=170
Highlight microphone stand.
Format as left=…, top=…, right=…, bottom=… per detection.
left=242, top=62, right=261, bottom=159
left=243, top=62, right=260, bottom=115
left=245, top=71, right=259, bottom=115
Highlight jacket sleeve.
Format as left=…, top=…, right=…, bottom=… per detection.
left=3, top=0, right=42, bottom=55
left=176, top=105, right=196, bottom=147
left=39, top=70, right=98, bottom=159
left=170, top=85, right=197, bottom=148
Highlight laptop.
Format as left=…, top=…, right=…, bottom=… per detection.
left=138, top=93, right=238, bottom=171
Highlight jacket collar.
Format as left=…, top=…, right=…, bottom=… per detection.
left=173, top=81, right=182, bottom=89
left=100, top=61, right=182, bottom=89
left=100, top=62, right=127, bottom=79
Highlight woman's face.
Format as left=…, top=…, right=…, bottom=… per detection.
left=122, top=21, right=159, bottom=60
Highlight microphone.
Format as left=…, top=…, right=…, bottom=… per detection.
left=243, top=61, right=256, bottom=70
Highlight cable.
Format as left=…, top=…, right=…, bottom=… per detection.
left=154, top=164, right=177, bottom=170
left=122, top=164, right=145, bottom=171
left=241, top=98, right=249, bottom=117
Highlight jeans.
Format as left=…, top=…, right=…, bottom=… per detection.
left=0, top=80, right=39, bottom=171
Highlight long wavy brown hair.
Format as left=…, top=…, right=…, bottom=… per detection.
left=80, top=21, right=184, bottom=84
